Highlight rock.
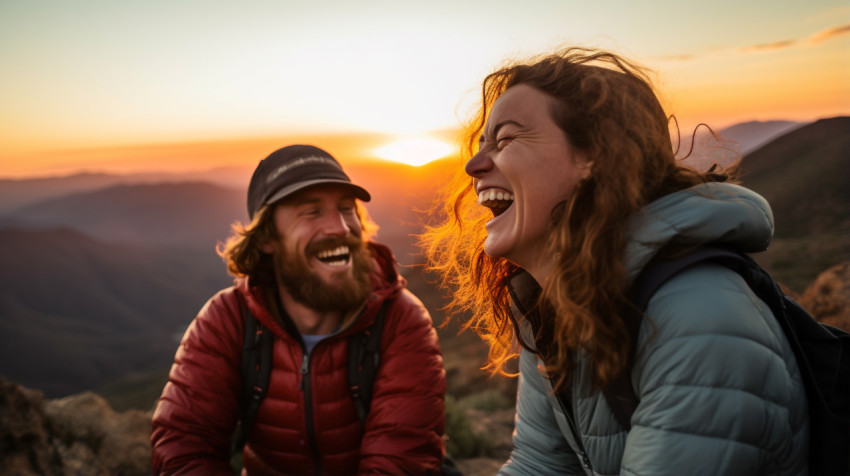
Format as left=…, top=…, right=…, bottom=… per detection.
left=0, top=375, right=62, bottom=475
left=0, top=375, right=152, bottom=475
left=799, top=262, right=850, bottom=331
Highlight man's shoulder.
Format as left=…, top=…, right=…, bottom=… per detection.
left=384, top=288, right=428, bottom=316
left=206, top=283, right=240, bottom=306
left=199, top=278, right=259, bottom=319
left=370, top=288, right=434, bottom=340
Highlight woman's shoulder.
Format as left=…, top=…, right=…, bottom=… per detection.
left=640, top=261, right=781, bottom=350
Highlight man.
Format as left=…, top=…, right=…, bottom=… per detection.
left=151, top=145, right=446, bottom=475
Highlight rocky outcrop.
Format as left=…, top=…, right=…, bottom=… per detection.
left=0, top=375, right=151, bottom=475
left=799, top=262, right=850, bottom=332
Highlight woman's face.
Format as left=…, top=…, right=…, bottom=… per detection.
left=465, top=84, right=592, bottom=280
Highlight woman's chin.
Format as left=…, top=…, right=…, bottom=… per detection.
left=483, top=237, right=511, bottom=262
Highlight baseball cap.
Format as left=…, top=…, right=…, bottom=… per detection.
left=247, top=144, right=371, bottom=219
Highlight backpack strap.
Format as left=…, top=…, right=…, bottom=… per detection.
left=234, top=298, right=390, bottom=452
left=233, top=299, right=273, bottom=454
left=348, top=300, right=388, bottom=425
left=605, top=246, right=745, bottom=430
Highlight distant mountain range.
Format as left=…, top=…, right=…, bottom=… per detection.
left=7, top=182, right=246, bottom=252
left=0, top=117, right=846, bottom=397
left=0, top=156, right=457, bottom=263
left=0, top=227, right=230, bottom=396
left=717, top=120, right=805, bottom=155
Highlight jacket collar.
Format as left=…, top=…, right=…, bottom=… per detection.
left=507, top=270, right=542, bottom=353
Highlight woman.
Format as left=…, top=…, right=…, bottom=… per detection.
left=422, top=48, right=808, bottom=475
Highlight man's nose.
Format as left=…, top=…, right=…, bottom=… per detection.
left=323, top=210, right=351, bottom=236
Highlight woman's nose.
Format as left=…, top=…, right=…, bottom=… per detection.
left=464, top=149, right=492, bottom=178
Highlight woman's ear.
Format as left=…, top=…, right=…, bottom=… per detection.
left=259, top=239, right=275, bottom=255
left=577, top=151, right=593, bottom=180
left=580, top=161, right=593, bottom=180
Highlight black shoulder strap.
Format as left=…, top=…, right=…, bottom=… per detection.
left=234, top=299, right=390, bottom=452
left=609, top=245, right=850, bottom=429
left=233, top=301, right=273, bottom=454
left=347, top=301, right=388, bottom=425
left=630, top=246, right=744, bottom=310
left=604, top=246, right=748, bottom=429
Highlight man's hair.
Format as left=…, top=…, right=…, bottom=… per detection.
left=218, top=201, right=377, bottom=287
left=420, top=47, right=737, bottom=391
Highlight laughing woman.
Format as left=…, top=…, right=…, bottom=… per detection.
left=421, top=48, right=808, bottom=475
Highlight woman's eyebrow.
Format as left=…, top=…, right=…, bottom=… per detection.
left=481, top=119, right=524, bottom=143
left=493, top=119, right=522, bottom=136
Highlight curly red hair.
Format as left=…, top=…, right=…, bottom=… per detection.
left=421, top=47, right=734, bottom=390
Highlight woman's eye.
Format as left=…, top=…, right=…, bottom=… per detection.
left=496, top=137, right=514, bottom=149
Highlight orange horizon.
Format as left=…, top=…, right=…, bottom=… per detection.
left=2, top=129, right=465, bottom=180
left=2, top=111, right=846, bottom=180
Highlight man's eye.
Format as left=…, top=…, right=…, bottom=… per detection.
left=301, top=209, right=320, bottom=217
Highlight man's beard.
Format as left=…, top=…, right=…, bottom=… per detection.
left=274, top=236, right=372, bottom=313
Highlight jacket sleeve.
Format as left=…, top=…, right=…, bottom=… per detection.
left=358, top=289, right=446, bottom=475
left=621, top=264, right=808, bottom=476
left=150, top=290, right=244, bottom=475
left=499, top=348, right=583, bottom=476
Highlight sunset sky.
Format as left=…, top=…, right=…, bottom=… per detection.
left=1, top=0, right=848, bottom=178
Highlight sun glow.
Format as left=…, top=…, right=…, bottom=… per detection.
left=374, top=137, right=454, bottom=167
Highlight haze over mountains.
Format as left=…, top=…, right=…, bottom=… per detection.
left=0, top=117, right=846, bottom=397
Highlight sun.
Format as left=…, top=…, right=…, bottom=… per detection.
left=374, top=137, right=454, bottom=166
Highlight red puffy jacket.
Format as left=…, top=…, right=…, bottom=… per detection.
left=151, top=243, right=446, bottom=475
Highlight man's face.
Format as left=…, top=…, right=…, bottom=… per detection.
left=263, top=184, right=372, bottom=312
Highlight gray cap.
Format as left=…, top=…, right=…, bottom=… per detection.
left=247, top=144, right=370, bottom=219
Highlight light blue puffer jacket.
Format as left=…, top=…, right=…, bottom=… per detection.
left=499, top=183, right=809, bottom=476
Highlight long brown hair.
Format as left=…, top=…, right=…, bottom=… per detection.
left=421, top=47, right=734, bottom=390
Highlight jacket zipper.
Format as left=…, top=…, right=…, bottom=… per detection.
left=300, top=351, right=321, bottom=476
left=555, top=392, right=594, bottom=473
left=507, top=273, right=595, bottom=473
left=294, top=305, right=368, bottom=476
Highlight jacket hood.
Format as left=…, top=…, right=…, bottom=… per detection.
left=508, top=182, right=773, bottom=333
left=235, top=241, right=405, bottom=339
left=623, top=182, right=774, bottom=282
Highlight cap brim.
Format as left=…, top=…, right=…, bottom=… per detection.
left=264, top=179, right=371, bottom=207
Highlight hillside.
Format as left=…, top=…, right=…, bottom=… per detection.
left=739, top=117, right=849, bottom=238
left=0, top=168, right=253, bottom=215
left=9, top=182, right=246, bottom=252
left=0, top=158, right=460, bottom=265
left=0, top=227, right=231, bottom=396
left=739, top=117, right=850, bottom=292
left=719, top=120, right=805, bottom=155
left=0, top=159, right=460, bottom=398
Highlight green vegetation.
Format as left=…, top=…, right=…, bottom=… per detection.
left=460, top=389, right=514, bottom=413
left=97, top=367, right=170, bottom=412
left=445, top=395, right=495, bottom=458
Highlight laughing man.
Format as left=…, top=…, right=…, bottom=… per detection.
left=151, top=145, right=446, bottom=475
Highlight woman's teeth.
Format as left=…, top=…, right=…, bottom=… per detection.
left=478, top=190, right=515, bottom=204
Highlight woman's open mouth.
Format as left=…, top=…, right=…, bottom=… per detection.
left=478, top=188, right=515, bottom=217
